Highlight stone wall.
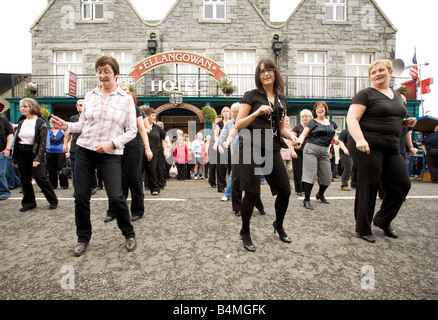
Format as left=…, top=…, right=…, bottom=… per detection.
left=31, top=0, right=396, bottom=76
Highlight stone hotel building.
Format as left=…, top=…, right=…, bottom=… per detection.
left=6, top=0, right=419, bottom=131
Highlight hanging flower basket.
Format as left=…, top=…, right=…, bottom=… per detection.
left=218, top=78, right=236, bottom=97
left=25, top=82, right=38, bottom=97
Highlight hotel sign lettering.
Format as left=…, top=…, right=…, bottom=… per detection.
left=128, top=51, right=227, bottom=83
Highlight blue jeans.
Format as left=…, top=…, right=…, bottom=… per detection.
left=6, top=155, right=21, bottom=189
left=0, top=153, right=11, bottom=198
left=224, top=170, right=232, bottom=198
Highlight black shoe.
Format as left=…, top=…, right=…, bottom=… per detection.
left=240, top=232, right=256, bottom=252
left=131, top=215, right=142, bottom=222
left=373, top=221, right=398, bottom=238
left=19, top=206, right=36, bottom=212
left=104, top=216, right=115, bottom=223
left=359, top=234, right=376, bottom=243
left=91, top=188, right=97, bottom=195
left=296, top=192, right=303, bottom=196
left=234, top=210, right=241, bottom=216
left=382, top=226, right=399, bottom=238
left=73, top=242, right=89, bottom=256
left=258, top=208, right=266, bottom=215
left=316, top=193, right=329, bottom=204
left=49, top=202, right=58, bottom=210
left=210, top=184, right=216, bottom=188
left=273, top=221, right=291, bottom=243
left=303, top=200, right=314, bottom=210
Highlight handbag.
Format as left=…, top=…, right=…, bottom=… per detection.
left=59, top=158, right=72, bottom=178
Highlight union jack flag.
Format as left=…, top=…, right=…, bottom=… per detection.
left=410, top=48, right=419, bottom=79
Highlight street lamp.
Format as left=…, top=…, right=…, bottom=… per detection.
left=272, top=34, right=283, bottom=66
left=148, top=33, right=157, bottom=55
left=169, top=87, right=183, bottom=105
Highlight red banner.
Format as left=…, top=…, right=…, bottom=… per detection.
left=129, top=52, right=227, bottom=83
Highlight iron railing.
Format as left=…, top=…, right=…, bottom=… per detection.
left=11, top=73, right=413, bottom=100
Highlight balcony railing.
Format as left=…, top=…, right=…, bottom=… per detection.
left=11, top=73, right=414, bottom=100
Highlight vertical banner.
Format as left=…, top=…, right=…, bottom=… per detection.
left=65, top=70, right=78, bottom=97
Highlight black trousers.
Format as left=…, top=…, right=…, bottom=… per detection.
left=107, top=144, right=144, bottom=218
left=15, top=144, right=58, bottom=209
left=292, top=149, right=303, bottom=193
left=145, top=154, right=160, bottom=193
left=46, top=152, right=69, bottom=189
left=348, top=138, right=411, bottom=235
left=75, top=146, right=135, bottom=243
left=426, top=149, right=438, bottom=183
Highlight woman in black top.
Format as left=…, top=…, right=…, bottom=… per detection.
left=297, top=101, right=338, bottom=210
left=144, top=107, right=166, bottom=195
left=291, top=109, right=312, bottom=195
left=234, top=58, right=298, bottom=252
left=12, top=98, right=58, bottom=211
left=346, top=59, right=416, bottom=243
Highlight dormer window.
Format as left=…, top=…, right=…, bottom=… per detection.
left=203, top=0, right=226, bottom=20
left=82, top=0, right=104, bottom=20
left=325, top=0, right=346, bottom=21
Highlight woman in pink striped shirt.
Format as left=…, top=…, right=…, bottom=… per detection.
left=50, top=56, right=137, bottom=256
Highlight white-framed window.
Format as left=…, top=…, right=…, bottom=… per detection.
left=346, top=52, right=373, bottom=95
left=325, top=0, right=346, bottom=21
left=82, top=0, right=104, bottom=20
left=203, top=0, right=226, bottom=20
left=101, top=50, right=132, bottom=75
left=297, top=52, right=326, bottom=98
left=332, top=116, right=345, bottom=133
left=53, top=51, right=84, bottom=96
left=224, top=50, right=256, bottom=95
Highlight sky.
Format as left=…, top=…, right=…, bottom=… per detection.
left=0, top=0, right=437, bottom=116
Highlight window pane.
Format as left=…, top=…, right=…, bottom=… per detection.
left=83, top=3, right=91, bottom=19
left=204, top=5, right=213, bottom=18
left=336, top=6, right=345, bottom=20
left=326, top=8, right=333, bottom=20
left=95, top=3, right=103, bottom=19
left=217, top=4, right=225, bottom=19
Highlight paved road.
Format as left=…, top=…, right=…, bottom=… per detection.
left=1, top=178, right=437, bottom=302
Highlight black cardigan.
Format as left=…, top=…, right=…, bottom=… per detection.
left=12, top=117, right=48, bottom=165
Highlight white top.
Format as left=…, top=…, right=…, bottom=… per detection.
left=18, top=118, right=37, bottom=145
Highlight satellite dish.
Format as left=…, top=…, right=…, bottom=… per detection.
left=393, top=59, right=405, bottom=77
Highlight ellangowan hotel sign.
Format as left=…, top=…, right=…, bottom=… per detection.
left=129, top=51, right=227, bottom=84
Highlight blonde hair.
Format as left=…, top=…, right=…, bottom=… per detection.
left=368, top=59, right=393, bottom=76
left=220, top=106, right=231, bottom=120
left=300, top=109, right=312, bottom=118
left=230, top=102, right=240, bottom=113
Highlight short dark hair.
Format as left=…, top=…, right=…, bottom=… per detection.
left=312, top=101, right=329, bottom=118
left=255, top=58, right=284, bottom=96
left=95, top=56, right=120, bottom=76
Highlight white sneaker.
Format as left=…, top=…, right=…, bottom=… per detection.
left=221, top=196, right=229, bottom=201
left=194, top=176, right=198, bottom=180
